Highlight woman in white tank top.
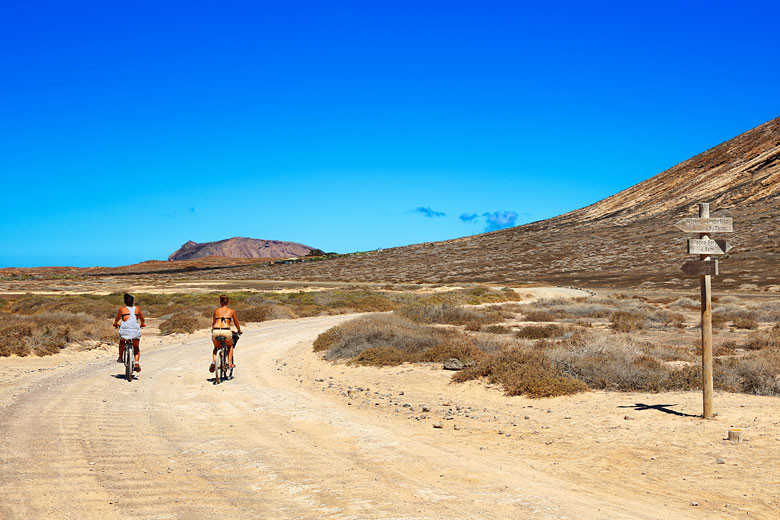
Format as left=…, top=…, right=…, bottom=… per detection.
left=112, top=293, right=146, bottom=372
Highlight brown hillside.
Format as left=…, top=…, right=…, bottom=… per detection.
left=210, top=116, right=779, bottom=290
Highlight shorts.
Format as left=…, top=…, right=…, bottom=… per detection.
left=118, top=326, right=141, bottom=340
left=212, top=328, right=233, bottom=342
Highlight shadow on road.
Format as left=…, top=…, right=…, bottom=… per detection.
left=618, top=403, right=699, bottom=418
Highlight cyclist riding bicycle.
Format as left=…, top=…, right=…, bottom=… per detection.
left=210, top=294, right=242, bottom=373
left=113, top=293, right=146, bottom=372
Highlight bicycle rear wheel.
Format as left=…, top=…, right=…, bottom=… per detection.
left=124, top=341, right=133, bottom=382
left=219, top=347, right=227, bottom=382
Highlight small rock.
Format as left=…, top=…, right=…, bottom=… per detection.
left=421, top=406, right=430, bottom=412
left=624, top=415, right=635, bottom=421
left=716, top=458, right=725, bottom=464
left=690, top=501, right=698, bottom=507
left=433, top=422, right=443, bottom=429
left=443, top=358, right=464, bottom=371
left=524, top=416, right=530, bottom=420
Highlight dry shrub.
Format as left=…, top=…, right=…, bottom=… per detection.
left=610, top=311, right=645, bottom=332
left=239, top=304, right=295, bottom=322
left=453, top=347, right=587, bottom=398
left=522, top=310, right=558, bottom=322
left=465, top=286, right=522, bottom=305
left=396, top=303, right=502, bottom=327
left=351, top=346, right=409, bottom=366
left=314, top=314, right=443, bottom=360
left=733, top=316, right=758, bottom=330
left=0, top=311, right=116, bottom=357
left=640, top=342, right=691, bottom=362
left=481, top=324, right=512, bottom=334
left=743, top=324, right=780, bottom=350
left=548, top=334, right=668, bottom=391
left=312, top=290, right=399, bottom=312
left=0, top=322, right=32, bottom=356
left=159, top=312, right=210, bottom=335
left=712, top=351, right=780, bottom=395
left=653, top=311, right=686, bottom=329
left=670, top=297, right=698, bottom=308
left=420, top=334, right=487, bottom=364
left=714, top=341, right=737, bottom=356
left=712, top=313, right=728, bottom=329
left=515, top=324, right=565, bottom=340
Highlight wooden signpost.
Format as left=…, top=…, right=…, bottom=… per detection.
left=675, top=203, right=733, bottom=419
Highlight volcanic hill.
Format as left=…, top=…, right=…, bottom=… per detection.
left=168, top=237, right=316, bottom=261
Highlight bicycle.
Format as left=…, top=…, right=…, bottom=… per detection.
left=213, top=331, right=241, bottom=384
left=213, top=334, right=229, bottom=384
left=121, top=338, right=136, bottom=382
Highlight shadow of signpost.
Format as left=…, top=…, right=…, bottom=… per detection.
left=618, top=403, right=699, bottom=418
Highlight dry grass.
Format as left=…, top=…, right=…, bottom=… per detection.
left=548, top=334, right=669, bottom=392
left=313, top=314, right=444, bottom=360
left=610, top=311, right=646, bottom=332
left=395, top=303, right=505, bottom=328
left=0, top=311, right=116, bottom=357
left=733, top=316, right=759, bottom=330
left=514, top=324, right=565, bottom=340
left=743, top=324, right=780, bottom=350
left=453, top=348, right=587, bottom=398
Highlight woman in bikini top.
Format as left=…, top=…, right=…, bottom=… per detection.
left=210, top=294, right=242, bottom=372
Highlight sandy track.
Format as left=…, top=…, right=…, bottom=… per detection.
left=1, top=314, right=778, bottom=519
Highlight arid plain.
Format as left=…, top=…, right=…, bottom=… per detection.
left=1, top=117, right=779, bottom=519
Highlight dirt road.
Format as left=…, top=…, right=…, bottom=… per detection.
left=1, top=313, right=778, bottom=519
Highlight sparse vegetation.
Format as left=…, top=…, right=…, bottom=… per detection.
left=610, top=311, right=645, bottom=332
left=453, top=348, right=588, bottom=398
left=0, top=311, right=115, bottom=357
left=314, top=293, right=780, bottom=398
left=159, top=312, right=210, bottom=335
left=514, top=324, right=565, bottom=340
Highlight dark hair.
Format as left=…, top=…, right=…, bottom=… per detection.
left=219, top=294, right=229, bottom=306
left=124, top=293, right=134, bottom=306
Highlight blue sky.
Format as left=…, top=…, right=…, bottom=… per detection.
left=1, top=1, right=778, bottom=267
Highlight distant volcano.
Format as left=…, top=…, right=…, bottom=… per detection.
left=168, top=237, right=317, bottom=261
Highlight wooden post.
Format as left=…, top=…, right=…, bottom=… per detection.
left=675, top=204, right=733, bottom=419
left=699, top=203, right=714, bottom=419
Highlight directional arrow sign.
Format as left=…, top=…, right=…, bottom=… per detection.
left=674, top=217, right=733, bottom=233
left=681, top=259, right=719, bottom=276
left=687, top=238, right=732, bottom=255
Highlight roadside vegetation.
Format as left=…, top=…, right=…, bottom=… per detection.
left=314, top=294, right=780, bottom=398
left=0, top=286, right=522, bottom=357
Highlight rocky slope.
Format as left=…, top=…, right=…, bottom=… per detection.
left=168, top=237, right=316, bottom=261
left=211, top=116, right=779, bottom=290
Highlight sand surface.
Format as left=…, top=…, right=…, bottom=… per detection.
left=1, top=300, right=779, bottom=518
